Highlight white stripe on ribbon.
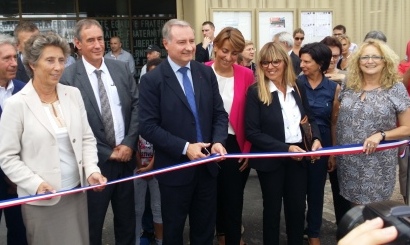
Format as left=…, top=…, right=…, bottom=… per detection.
left=0, top=140, right=407, bottom=209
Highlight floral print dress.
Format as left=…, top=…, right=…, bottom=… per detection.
left=336, top=82, right=410, bottom=204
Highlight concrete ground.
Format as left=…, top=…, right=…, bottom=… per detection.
left=0, top=168, right=404, bottom=245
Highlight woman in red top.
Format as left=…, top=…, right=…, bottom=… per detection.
left=205, top=27, right=254, bottom=245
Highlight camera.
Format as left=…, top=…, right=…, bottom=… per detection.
left=337, top=200, right=410, bottom=244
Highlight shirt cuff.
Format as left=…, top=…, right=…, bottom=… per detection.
left=182, top=142, right=189, bottom=155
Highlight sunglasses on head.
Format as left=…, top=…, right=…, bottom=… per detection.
left=295, top=37, right=304, bottom=41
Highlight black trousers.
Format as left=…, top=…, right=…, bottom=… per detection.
left=257, top=159, right=307, bottom=245
left=329, top=168, right=352, bottom=225
left=0, top=174, right=27, bottom=245
left=87, top=161, right=136, bottom=245
left=159, top=165, right=217, bottom=245
left=216, top=134, right=250, bottom=244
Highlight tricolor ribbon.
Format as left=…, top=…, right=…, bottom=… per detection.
left=0, top=140, right=408, bottom=209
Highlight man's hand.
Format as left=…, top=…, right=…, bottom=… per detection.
left=110, top=145, right=133, bottom=162
left=186, top=143, right=210, bottom=160
left=87, top=172, right=107, bottom=192
left=202, top=36, right=212, bottom=49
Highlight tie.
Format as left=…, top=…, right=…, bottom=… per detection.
left=95, top=70, right=116, bottom=147
left=178, top=67, right=203, bottom=142
left=208, top=43, right=213, bottom=59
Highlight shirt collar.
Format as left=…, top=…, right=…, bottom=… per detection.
left=0, top=80, right=14, bottom=91
left=269, top=81, right=294, bottom=93
left=82, top=56, right=109, bottom=76
left=167, top=56, right=191, bottom=73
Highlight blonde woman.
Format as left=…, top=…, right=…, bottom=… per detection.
left=336, top=39, right=410, bottom=208
left=337, top=34, right=352, bottom=71
left=245, top=42, right=321, bottom=245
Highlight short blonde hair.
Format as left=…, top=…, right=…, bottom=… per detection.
left=256, top=42, right=296, bottom=105
left=346, top=39, right=400, bottom=91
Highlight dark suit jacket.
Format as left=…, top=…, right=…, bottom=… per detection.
left=0, top=79, right=25, bottom=117
left=59, top=59, right=139, bottom=170
left=245, top=82, right=321, bottom=172
left=16, top=57, right=30, bottom=83
left=0, top=79, right=25, bottom=178
left=195, top=42, right=211, bottom=63
left=139, top=58, right=228, bottom=186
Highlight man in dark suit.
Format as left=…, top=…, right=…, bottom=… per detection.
left=13, top=21, right=39, bottom=83
left=139, top=19, right=228, bottom=244
left=195, top=21, right=215, bottom=63
left=0, top=34, right=27, bottom=245
left=274, top=31, right=302, bottom=75
left=60, top=19, right=138, bottom=245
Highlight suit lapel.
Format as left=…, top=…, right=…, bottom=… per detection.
left=22, top=82, right=55, bottom=138
left=57, top=84, right=71, bottom=130
left=75, top=61, right=103, bottom=123
left=292, top=88, right=305, bottom=117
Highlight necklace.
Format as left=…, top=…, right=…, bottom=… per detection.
left=40, top=94, right=58, bottom=104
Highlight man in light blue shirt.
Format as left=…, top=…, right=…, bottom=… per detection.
left=104, top=36, right=136, bottom=77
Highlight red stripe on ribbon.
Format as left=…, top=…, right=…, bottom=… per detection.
left=0, top=140, right=407, bottom=209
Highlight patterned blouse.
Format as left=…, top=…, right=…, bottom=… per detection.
left=336, top=82, right=410, bottom=204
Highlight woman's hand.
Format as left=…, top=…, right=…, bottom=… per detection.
left=289, top=145, right=306, bottom=161
left=87, top=172, right=107, bottom=192
left=338, top=217, right=398, bottom=245
left=363, top=133, right=383, bottom=155
left=310, top=139, right=322, bottom=162
left=328, top=156, right=337, bottom=172
left=36, top=182, right=56, bottom=195
left=238, top=158, right=249, bottom=172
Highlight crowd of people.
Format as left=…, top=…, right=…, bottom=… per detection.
left=0, top=18, right=409, bottom=245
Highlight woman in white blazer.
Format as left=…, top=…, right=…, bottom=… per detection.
left=0, top=32, right=106, bottom=245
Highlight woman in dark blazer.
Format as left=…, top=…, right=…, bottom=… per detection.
left=245, top=42, right=322, bottom=245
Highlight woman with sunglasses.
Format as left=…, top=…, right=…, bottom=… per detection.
left=245, top=42, right=321, bottom=245
left=293, top=28, right=305, bottom=56
left=298, top=42, right=340, bottom=245
left=336, top=39, right=410, bottom=208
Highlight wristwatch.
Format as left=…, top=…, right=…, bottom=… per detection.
left=380, top=130, right=386, bottom=141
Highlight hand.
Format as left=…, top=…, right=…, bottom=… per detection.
left=87, top=172, right=107, bottom=192
left=211, top=143, right=227, bottom=161
left=311, top=139, right=322, bottom=162
left=363, top=133, right=383, bottom=155
left=338, top=217, right=398, bottom=245
left=36, top=181, right=56, bottom=195
left=288, top=145, right=306, bottom=161
left=202, top=36, right=212, bottom=49
left=136, top=164, right=153, bottom=174
left=328, top=155, right=337, bottom=172
left=114, top=145, right=133, bottom=162
left=186, top=142, right=210, bottom=160
left=238, top=158, right=249, bottom=172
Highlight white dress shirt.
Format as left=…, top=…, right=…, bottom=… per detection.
left=82, top=56, right=125, bottom=146
left=269, top=81, right=302, bottom=143
left=0, top=80, right=14, bottom=110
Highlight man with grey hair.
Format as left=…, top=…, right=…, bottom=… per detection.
left=139, top=19, right=228, bottom=244
left=0, top=34, right=27, bottom=245
left=60, top=19, right=138, bottom=245
left=273, top=31, right=302, bottom=75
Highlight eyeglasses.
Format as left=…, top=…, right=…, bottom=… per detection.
left=332, top=54, right=341, bottom=60
left=294, top=37, right=304, bottom=41
left=261, top=60, right=282, bottom=67
left=359, top=55, right=384, bottom=62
